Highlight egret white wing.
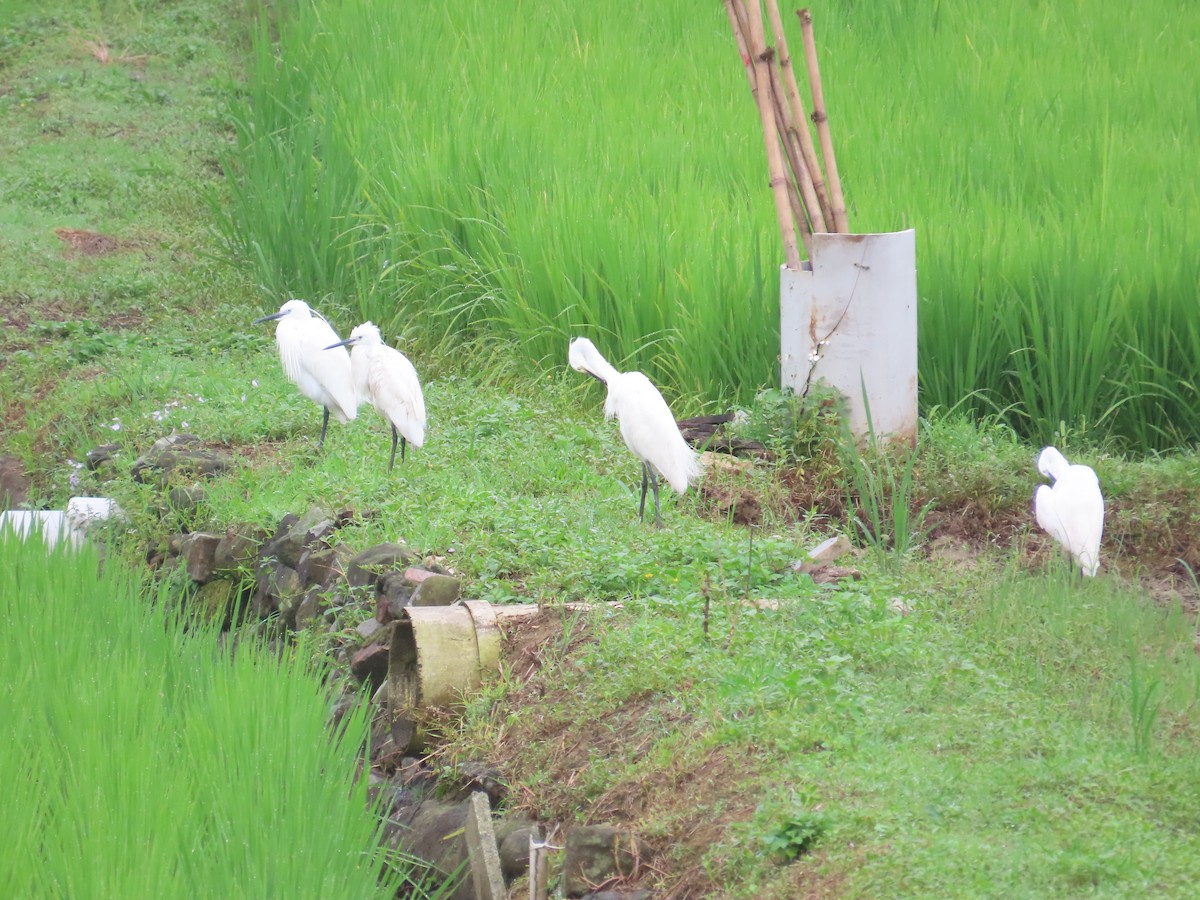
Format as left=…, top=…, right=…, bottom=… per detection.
left=369, top=346, right=426, bottom=448
left=1035, top=468, right=1104, bottom=576
left=277, top=316, right=357, bottom=422
left=609, top=372, right=698, bottom=494
left=1034, top=484, right=1072, bottom=551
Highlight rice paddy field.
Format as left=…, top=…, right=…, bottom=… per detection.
left=221, top=0, right=1200, bottom=452
left=0, top=535, right=402, bottom=898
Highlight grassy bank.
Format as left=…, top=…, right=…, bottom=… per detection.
left=221, top=0, right=1200, bottom=450
left=449, top=557, right=1200, bottom=897
left=0, top=0, right=261, bottom=473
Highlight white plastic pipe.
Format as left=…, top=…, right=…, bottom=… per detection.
left=1, top=497, right=123, bottom=551
left=0, top=510, right=81, bottom=550
left=780, top=229, right=918, bottom=444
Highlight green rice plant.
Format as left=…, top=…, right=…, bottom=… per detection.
left=217, top=0, right=790, bottom=410
left=0, top=532, right=419, bottom=898
left=220, top=0, right=1200, bottom=450
left=838, top=385, right=931, bottom=570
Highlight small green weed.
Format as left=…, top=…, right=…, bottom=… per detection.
left=761, top=808, right=829, bottom=861
left=838, top=386, right=932, bottom=570
left=1128, top=648, right=1164, bottom=757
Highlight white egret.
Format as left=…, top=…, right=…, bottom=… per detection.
left=568, top=336, right=700, bottom=527
left=325, top=322, right=425, bottom=471
left=253, top=299, right=358, bottom=447
left=1034, top=445, right=1105, bottom=577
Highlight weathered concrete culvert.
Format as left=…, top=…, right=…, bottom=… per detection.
left=388, top=600, right=503, bottom=715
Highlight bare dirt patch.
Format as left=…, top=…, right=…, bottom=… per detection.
left=500, top=608, right=591, bottom=683
left=0, top=455, right=31, bottom=509
left=709, top=456, right=1200, bottom=606
left=68, top=32, right=150, bottom=69
left=54, top=228, right=125, bottom=257
left=780, top=465, right=850, bottom=523
left=0, top=296, right=73, bottom=334
left=102, top=309, right=145, bottom=330
left=697, top=477, right=763, bottom=526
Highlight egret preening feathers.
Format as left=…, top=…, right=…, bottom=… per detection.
left=569, top=337, right=700, bottom=527
left=325, top=322, right=426, bottom=471
left=1034, top=445, right=1105, bottom=577
left=253, top=299, right=357, bottom=447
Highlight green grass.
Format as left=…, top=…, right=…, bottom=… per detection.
left=5, top=1, right=1200, bottom=897
left=0, top=532, right=403, bottom=898
left=218, top=0, right=1200, bottom=451
left=447, top=555, right=1200, bottom=898
left=0, top=0, right=261, bottom=474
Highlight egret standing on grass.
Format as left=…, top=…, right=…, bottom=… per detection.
left=325, top=322, right=425, bottom=471
left=568, top=336, right=700, bottom=527
left=1034, top=445, right=1105, bottom=577
left=252, top=299, right=358, bottom=447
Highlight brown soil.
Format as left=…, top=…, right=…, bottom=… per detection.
left=782, top=457, right=1197, bottom=605
left=54, top=227, right=126, bottom=257
left=0, top=289, right=147, bottom=471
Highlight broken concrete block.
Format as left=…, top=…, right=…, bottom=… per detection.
left=464, top=792, right=506, bottom=900
left=260, top=508, right=336, bottom=571
left=213, top=526, right=266, bottom=573
left=64, top=497, right=124, bottom=535
left=494, top=822, right=539, bottom=883
left=193, top=579, right=237, bottom=624
left=350, top=642, right=390, bottom=691
left=182, top=532, right=223, bottom=583
left=131, top=434, right=233, bottom=484
left=297, top=544, right=351, bottom=588
left=356, top=617, right=385, bottom=641
left=346, top=542, right=420, bottom=590
left=800, top=534, right=853, bottom=567
left=562, top=826, right=653, bottom=898
left=409, top=574, right=463, bottom=607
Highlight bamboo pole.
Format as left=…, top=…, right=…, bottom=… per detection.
left=764, top=0, right=833, bottom=231
left=798, top=8, right=849, bottom=232
left=767, top=56, right=823, bottom=237
left=782, top=172, right=809, bottom=249
left=726, top=0, right=811, bottom=252
left=722, top=0, right=755, bottom=92
left=741, top=0, right=804, bottom=267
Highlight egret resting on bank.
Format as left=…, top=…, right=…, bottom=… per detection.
left=568, top=336, right=700, bottom=527
left=1034, top=445, right=1105, bottom=577
left=253, top=299, right=358, bottom=447
left=324, top=322, right=425, bottom=471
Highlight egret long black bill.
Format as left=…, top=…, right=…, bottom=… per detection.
left=252, top=311, right=287, bottom=325
left=323, top=337, right=358, bottom=351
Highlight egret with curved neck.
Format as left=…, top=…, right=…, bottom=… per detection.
left=569, top=337, right=700, bottom=527
left=1034, top=445, right=1105, bottom=577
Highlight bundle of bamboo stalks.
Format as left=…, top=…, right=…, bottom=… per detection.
left=724, top=1, right=849, bottom=269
